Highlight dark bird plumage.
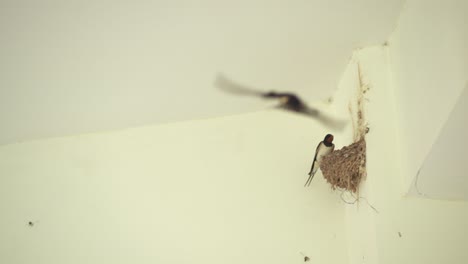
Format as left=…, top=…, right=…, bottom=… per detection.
left=215, top=74, right=319, bottom=117
left=304, top=134, right=335, bottom=187
left=214, top=74, right=348, bottom=130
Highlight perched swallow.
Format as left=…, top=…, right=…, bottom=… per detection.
left=215, top=74, right=319, bottom=117
left=304, top=134, right=335, bottom=187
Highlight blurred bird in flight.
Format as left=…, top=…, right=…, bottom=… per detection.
left=214, top=73, right=346, bottom=129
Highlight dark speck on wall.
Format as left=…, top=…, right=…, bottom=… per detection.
left=300, top=252, right=310, bottom=262
left=28, top=221, right=39, bottom=227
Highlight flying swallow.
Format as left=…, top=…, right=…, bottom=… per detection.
left=215, top=74, right=319, bottom=117
left=304, top=134, right=335, bottom=187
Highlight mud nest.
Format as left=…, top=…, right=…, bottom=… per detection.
left=319, top=138, right=366, bottom=193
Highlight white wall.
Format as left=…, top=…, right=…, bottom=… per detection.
left=3, top=1, right=467, bottom=263
left=330, top=51, right=381, bottom=264
left=342, top=46, right=468, bottom=264
left=0, top=111, right=348, bottom=264
left=388, top=0, right=468, bottom=191
left=415, top=84, right=468, bottom=200
left=334, top=1, right=468, bottom=260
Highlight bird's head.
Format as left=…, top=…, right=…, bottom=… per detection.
left=324, top=134, right=334, bottom=144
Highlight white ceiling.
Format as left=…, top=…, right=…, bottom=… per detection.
left=0, top=0, right=404, bottom=145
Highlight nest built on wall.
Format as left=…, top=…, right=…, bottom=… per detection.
left=320, top=138, right=366, bottom=193
left=320, top=63, right=369, bottom=193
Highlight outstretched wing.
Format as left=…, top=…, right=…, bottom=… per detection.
left=215, top=73, right=264, bottom=97
left=215, top=74, right=345, bottom=128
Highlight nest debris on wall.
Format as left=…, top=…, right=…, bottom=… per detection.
left=319, top=62, right=369, bottom=193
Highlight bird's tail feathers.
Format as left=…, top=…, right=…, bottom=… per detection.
left=304, top=171, right=316, bottom=187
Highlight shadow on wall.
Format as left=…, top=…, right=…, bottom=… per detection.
left=410, top=81, right=468, bottom=201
